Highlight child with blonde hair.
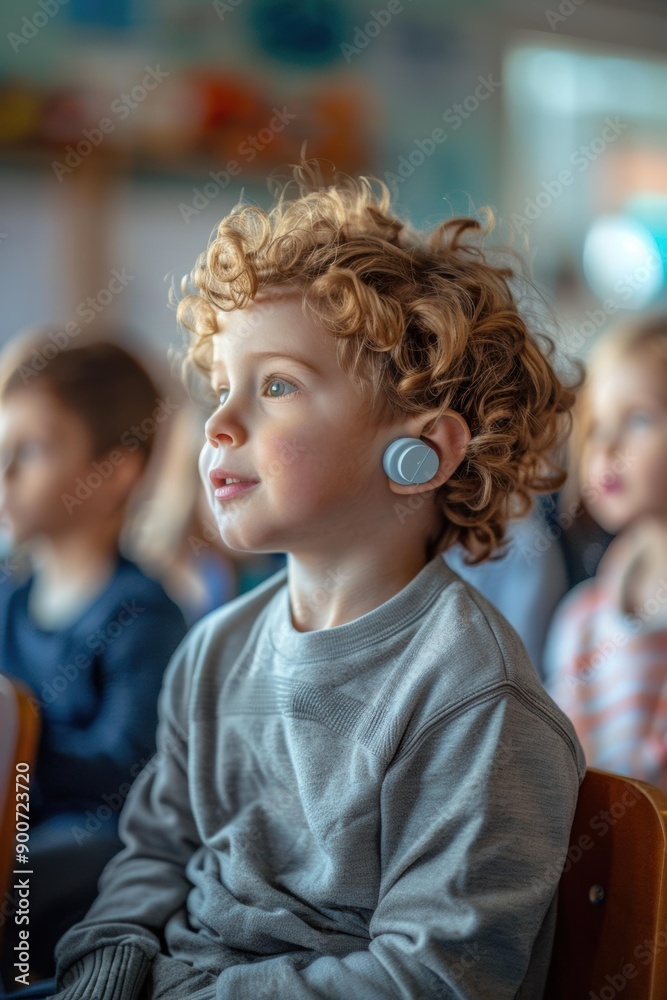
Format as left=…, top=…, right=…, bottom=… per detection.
left=39, top=159, right=585, bottom=1000
left=543, top=311, right=667, bottom=792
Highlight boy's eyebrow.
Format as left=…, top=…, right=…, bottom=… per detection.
left=211, top=350, right=322, bottom=377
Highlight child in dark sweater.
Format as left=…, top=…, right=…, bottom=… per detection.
left=0, top=335, right=187, bottom=987
left=35, top=160, right=584, bottom=1000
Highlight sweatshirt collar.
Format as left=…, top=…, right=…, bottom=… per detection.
left=267, top=553, right=455, bottom=663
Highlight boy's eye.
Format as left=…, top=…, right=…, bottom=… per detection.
left=0, top=440, right=50, bottom=470
left=215, top=375, right=300, bottom=405
left=626, top=411, right=652, bottom=431
left=263, top=376, right=299, bottom=399
left=17, top=441, right=49, bottom=461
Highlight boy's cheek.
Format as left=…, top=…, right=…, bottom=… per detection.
left=198, top=441, right=217, bottom=486
left=263, top=435, right=312, bottom=477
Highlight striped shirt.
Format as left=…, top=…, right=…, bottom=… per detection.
left=542, top=575, right=667, bottom=792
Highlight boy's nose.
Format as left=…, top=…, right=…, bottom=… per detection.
left=600, top=431, right=623, bottom=459
left=204, top=412, right=228, bottom=447
left=204, top=406, right=242, bottom=448
left=0, top=453, right=15, bottom=479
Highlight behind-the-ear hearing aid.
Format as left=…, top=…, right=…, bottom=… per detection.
left=382, top=437, right=439, bottom=486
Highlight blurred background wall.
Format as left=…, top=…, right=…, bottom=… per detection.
left=0, top=0, right=665, bottom=361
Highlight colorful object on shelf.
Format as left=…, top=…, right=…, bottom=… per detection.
left=249, top=0, right=347, bottom=65
left=0, top=83, right=42, bottom=145
left=0, top=66, right=374, bottom=181
left=69, top=0, right=134, bottom=28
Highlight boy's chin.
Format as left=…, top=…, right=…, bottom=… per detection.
left=591, top=507, right=627, bottom=537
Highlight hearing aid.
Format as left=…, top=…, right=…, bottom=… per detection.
left=382, top=437, right=439, bottom=486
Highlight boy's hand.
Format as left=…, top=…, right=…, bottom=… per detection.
left=598, top=515, right=667, bottom=620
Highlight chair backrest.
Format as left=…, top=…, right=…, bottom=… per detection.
left=545, top=766, right=667, bottom=1000
left=0, top=674, right=41, bottom=953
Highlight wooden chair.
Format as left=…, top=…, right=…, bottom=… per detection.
left=0, top=674, right=41, bottom=956
left=545, top=766, right=667, bottom=1000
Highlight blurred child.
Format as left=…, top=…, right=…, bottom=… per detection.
left=46, top=160, right=585, bottom=1000
left=543, top=312, right=667, bottom=792
left=0, top=333, right=187, bottom=986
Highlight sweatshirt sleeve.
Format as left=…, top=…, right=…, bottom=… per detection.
left=52, top=629, right=201, bottom=1000
left=214, top=691, right=582, bottom=999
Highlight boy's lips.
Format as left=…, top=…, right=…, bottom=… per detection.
left=600, top=475, right=623, bottom=494
left=213, top=481, right=259, bottom=500
left=209, top=468, right=259, bottom=488
left=209, top=467, right=259, bottom=501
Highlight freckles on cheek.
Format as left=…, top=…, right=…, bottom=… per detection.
left=263, top=433, right=314, bottom=475
left=263, top=433, right=326, bottom=505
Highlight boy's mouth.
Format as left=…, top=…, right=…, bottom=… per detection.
left=213, top=481, right=259, bottom=500
left=209, top=468, right=259, bottom=488
left=209, top=467, right=259, bottom=501
left=600, top=475, right=623, bottom=494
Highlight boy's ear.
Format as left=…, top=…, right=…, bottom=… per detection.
left=386, top=409, right=471, bottom=495
left=96, top=447, right=147, bottom=513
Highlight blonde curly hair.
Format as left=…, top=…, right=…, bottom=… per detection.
left=176, top=157, right=580, bottom=564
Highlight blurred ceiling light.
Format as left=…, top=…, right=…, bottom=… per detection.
left=506, top=42, right=667, bottom=120
left=582, top=214, right=664, bottom=310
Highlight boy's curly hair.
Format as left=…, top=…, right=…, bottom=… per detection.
left=176, top=157, right=580, bottom=564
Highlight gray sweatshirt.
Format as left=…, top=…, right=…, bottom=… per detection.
left=53, top=553, right=585, bottom=999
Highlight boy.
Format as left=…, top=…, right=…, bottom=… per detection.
left=48, top=161, right=585, bottom=1000
left=0, top=334, right=187, bottom=986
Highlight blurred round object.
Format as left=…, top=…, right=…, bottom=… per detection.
left=249, top=0, right=346, bottom=65
left=583, top=214, right=664, bottom=310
